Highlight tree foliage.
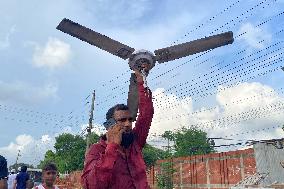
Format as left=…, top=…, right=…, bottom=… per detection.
left=162, top=127, right=215, bottom=157
left=155, top=127, right=213, bottom=188
left=9, top=163, right=34, bottom=171
left=40, top=132, right=170, bottom=171
left=40, top=132, right=100, bottom=173
left=156, top=161, right=176, bottom=189
left=40, top=127, right=212, bottom=173
left=88, top=132, right=100, bottom=145
left=38, top=150, right=56, bottom=169
left=142, top=144, right=169, bottom=168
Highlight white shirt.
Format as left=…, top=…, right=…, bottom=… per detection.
left=7, top=173, right=17, bottom=189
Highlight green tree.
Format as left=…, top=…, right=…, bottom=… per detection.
left=40, top=132, right=100, bottom=173
left=54, top=133, right=86, bottom=172
left=156, top=161, right=175, bottom=189
left=156, top=127, right=213, bottom=188
left=88, top=132, right=100, bottom=144
left=156, top=131, right=176, bottom=189
left=162, top=127, right=215, bottom=157
left=38, top=150, right=56, bottom=169
left=9, top=163, right=34, bottom=171
left=142, top=143, right=169, bottom=168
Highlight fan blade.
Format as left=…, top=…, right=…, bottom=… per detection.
left=56, top=18, right=135, bottom=59
left=127, top=73, right=139, bottom=121
left=154, top=31, right=234, bottom=63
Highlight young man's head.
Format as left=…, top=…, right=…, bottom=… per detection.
left=105, top=104, right=135, bottom=148
left=41, top=163, right=58, bottom=187
left=20, top=166, right=27, bottom=172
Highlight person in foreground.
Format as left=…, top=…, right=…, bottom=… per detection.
left=81, top=70, right=154, bottom=189
left=0, top=155, right=8, bottom=189
left=13, top=166, right=29, bottom=189
left=34, top=162, right=59, bottom=189
left=7, top=169, right=16, bottom=189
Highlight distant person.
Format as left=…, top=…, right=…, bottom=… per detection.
left=0, top=155, right=8, bottom=189
left=34, top=162, right=59, bottom=189
left=7, top=169, right=16, bottom=189
left=13, top=166, right=29, bottom=189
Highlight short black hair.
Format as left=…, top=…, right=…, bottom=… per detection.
left=21, top=166, right=27, bottom=172
left=42, top=162, right=57, bottom=172
left=106, top=104, right=129, bottom=120
left=0, top=155, right=8, bottom=179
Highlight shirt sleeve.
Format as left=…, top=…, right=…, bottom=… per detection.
left=81, top=143, right=119, bottom=189
left=133, top=81, right=154, bottom=148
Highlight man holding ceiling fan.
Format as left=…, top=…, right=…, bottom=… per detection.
left=81, top=63, right=154, bottom=189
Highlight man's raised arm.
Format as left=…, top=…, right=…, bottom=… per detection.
left=133, top=71, right=154, bottom=148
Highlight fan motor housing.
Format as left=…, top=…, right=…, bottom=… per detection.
left=128, top=50, right=156, bottom=73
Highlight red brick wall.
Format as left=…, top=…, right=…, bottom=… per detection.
left=57, top=149, right=257, bottom=189
left=148, top=148, right=257, bottom=189
left=56, top=171, right=83, bottom=189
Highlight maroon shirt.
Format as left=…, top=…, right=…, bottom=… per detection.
left=81, top=82, right=154, bottom=189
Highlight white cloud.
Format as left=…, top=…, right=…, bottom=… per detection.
left=80, top=123, right=106, bottom=137
left=211, top=82, right=284, bottom=146
left=32, top=38, right=71, bottom=69
left=0, top=134, right=55, bottom=166
left=15, top=135, right=33, bottom=147
left=0, top=80, right=58, bottom=104
left=149, top=82, right=284, bottom=149
left=41, top=135, right=51, bottom=143
left=237, top=23, right=272, bottom=49
left=216, top=82, right=282, bottom=115
left=2, top=83, right=283, bottom=165
left=150, top=88, right=194, bottom=134
left=0, top=25, right=15, bottom=50
left=0, top=125, right=80, bottom=167
left=81, top=0, right=152, bottom=28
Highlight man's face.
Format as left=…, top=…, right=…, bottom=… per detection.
left=113, top=110, right=133, bottom=132
left=42, top=170, right=57, bottom=186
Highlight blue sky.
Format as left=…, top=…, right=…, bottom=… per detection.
left=1, top=0, right=284, bottom=166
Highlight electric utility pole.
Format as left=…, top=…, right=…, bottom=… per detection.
left=86, top=90, right=95, bottom=150
left=15, top=149, right=21, bottom=169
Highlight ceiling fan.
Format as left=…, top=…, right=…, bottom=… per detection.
left=56, top=18, right=234, bottom=120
